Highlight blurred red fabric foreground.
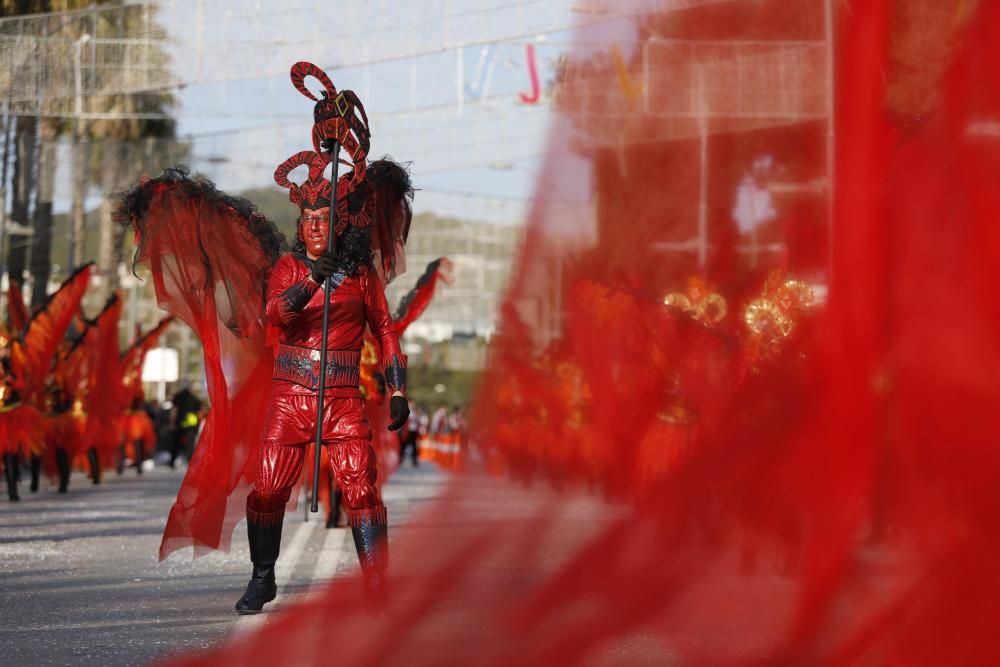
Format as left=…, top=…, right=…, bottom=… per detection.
left=164, top=1, right=1000, bottom=664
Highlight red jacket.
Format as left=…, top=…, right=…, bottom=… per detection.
left=265, top=253, right=406, bottom=396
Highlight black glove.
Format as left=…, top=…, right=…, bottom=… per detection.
left=310, top=253, right=337, bottom=283
left=388, top=395, right=409, bottom=432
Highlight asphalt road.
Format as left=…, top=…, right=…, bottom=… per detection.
left=0, top=460, right=445, bottom=667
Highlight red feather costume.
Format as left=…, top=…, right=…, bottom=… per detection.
left=47, top=338, right=89, bottom=492
left=80, top=295, right=126, bottom=481
left=2, top=264, right=92, bottom=499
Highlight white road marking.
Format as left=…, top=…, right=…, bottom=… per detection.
left=306, top=527, right=354, bottom=597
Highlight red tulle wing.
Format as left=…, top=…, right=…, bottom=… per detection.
left=120, top=315, right=174, bottom=406
left=83, top=295, right=123, bottom=455
left=19, top=263, right=93, bottom=406
left=60, top=326, right=92, bottom=406
left=116, top=169, right=285, bottom=559
left=130, top=315, right=174, bottom=356
left=393, top=257, right=453, bottom=334
left=6, top=280, right=28, bottom=333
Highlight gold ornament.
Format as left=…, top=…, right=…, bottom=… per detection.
left=742, top=271, right=815, bottom=362
left=664, top=278, right=728, bottom=327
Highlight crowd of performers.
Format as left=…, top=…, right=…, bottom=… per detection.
left=0, top=265, right=177, bottom=502
left=0, top=252, right=452, bottom=514
left=477, top=270, right=816, bottom=496
left=116, top=60, right=453, bottom=612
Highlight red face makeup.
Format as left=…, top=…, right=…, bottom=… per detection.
left=299, top=207, right=331, bottom=258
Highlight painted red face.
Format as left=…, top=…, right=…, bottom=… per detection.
left=299, top=208, right=331, bottom=257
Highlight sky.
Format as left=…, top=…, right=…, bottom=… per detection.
left=38, top=0, right=648, bottom=232
left=160, top=0, right=591, bottom=225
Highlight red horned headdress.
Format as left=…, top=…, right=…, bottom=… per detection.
left=280, top=61, right=414, bottom=284
left=290, top=61, right=370, bottom=197
left=273, top=150, right=334, bottom=214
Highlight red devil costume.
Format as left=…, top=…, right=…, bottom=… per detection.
left=117, top=61, right=413, bottom=613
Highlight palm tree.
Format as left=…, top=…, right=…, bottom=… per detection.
left=6, top=113, right=35, bottom=286
left=83, top=4, right=180, bottom=296
left=1, top=1, right=181, bottom=304
left=29, top=116, right=59, bottom=309
left=2, top=1, right=92, bottom=302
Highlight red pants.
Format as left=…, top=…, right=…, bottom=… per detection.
left=247, top=391, right=384, bottom=526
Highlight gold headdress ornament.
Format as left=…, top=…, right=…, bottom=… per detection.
left=743, top=271, right=815, bottom=362
left=663, top=276, right=728, bottom=326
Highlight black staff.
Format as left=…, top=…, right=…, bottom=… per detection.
left=311, top=140, right=340, bottom=512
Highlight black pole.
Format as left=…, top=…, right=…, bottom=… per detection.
left=311, top=142, right=340, bottom=512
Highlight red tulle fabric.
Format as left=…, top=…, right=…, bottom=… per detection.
left=392, top=257, right=453, bottom=334
left=122, top=411, right=156, bottom=445
left=119, top=316, right=173, bottom=408
left=48, top=411, right=84, bottom=455
left=132, top=181, right=276, bottom=559
left=164, top=1, right=1000, bottom=664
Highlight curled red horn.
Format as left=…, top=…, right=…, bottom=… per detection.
left=274, top=150, right=327, bottom=188
left=290, top=61, right=336, bottom=102
left=342, top=90, right=369, bottom=130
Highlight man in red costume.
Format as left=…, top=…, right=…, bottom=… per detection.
left=235, top=151, right=409, bottom=613
left=119, top=60, right=414, bottom=615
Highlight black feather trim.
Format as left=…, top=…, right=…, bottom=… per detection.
left=367, top=157, right=415, bottom=201
left=19, top=261, right=95, bottom=341
left=113, top=166, right=288, bottom=273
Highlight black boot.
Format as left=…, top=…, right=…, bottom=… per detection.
left=351, top=508, right=389, bottom=607
left=3, top=454, right=19, bottom=502
left=87, top=447, right=101, bottom=485
left=55, top=448, right=70, bottom=493
left=29, top=455, right=41, bottom=492
left=116, top=445, right=126, bottom=475
left=235, top=511, right=283, bottom=614
left=135, top=440, right=145, bottom=475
